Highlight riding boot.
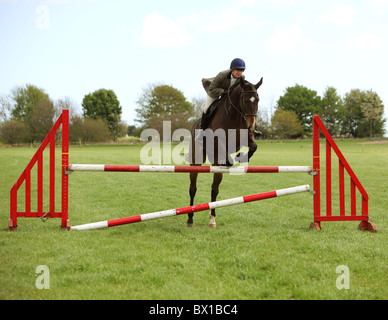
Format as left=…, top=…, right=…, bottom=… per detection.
left=254, top=130, right=262, bottom=139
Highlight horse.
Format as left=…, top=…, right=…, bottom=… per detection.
left=187, top=77, right=263, bottom=228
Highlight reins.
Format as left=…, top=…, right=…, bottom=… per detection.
left=226, top=86, right=258, bottom=123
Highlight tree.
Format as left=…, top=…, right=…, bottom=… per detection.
left=0, top=94, right=12, bottom=122
left=55, top=97, right=80, bottom=123
left=135, top=83, right=194, bottom=137
left=2, top=84, right=54, bottom=143
left=271, top=109, right=303, bottom=139
left=82, top=89, right=122, bottom=140
left=321, top=87, right=343, bottom=136
left=277, top=84, right=322, bottom=135
left=341, top=89, right=363, bottom=137
left=0, top=120, right=29, bottom=144
left=117, top=121, right=128, bottom=138
left=127, top=125, right=137, bottom=136
left=360, top=90, right=385, bottom=138
left=27, top=99, right=55, bottom=142
left=341, top=89, right=385, bottom=138
left=10, top=84, right=49, bottom=122
left=256, top=108, right=270, bottom=139
left=191, top=96, right=206, bottom=120
left=69, top=116, right=112, bottom=143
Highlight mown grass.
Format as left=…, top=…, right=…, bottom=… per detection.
left=0, top=140, right=387, bottom=300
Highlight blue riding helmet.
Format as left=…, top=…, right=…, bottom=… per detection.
left=230, top=58, right=246, bottom=70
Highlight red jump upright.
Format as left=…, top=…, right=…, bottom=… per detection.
left=311, top=115, right=376, bottom=232
left=9, top=109, right=70, bottom=231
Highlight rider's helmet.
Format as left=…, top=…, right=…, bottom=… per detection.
left=230, top=58, right=246, bottom=70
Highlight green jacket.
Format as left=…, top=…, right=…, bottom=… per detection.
left=202, top=69, right=246, bottom=99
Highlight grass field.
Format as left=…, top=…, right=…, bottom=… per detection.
left=0, top=140, right=387, bottom=300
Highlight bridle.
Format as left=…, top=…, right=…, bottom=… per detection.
left=226, top=86, right=258, bottom=123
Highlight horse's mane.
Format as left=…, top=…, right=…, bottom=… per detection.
left=230, top=80, right=255, bottom=97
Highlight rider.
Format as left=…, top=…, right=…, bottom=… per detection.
left=195, top=58, right=247, bottom=141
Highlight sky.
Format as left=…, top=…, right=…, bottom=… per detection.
left=1, top=0, right=387, bottom=134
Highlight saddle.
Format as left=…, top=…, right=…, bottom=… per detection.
left=199, top=94, right=227, bottom=130
left=199, top=82, right=241, bottom=130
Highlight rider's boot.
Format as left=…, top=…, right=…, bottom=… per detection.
left=254, top=130, right=262, bottom=139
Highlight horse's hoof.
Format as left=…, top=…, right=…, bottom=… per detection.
left=186, top=222, right=194, bottom=228
left=209, top=214, right=216, bottom=228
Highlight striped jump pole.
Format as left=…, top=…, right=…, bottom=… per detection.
left=71, top=185, right=311, bottom=231
left=67, top=164, right=313, bottom=174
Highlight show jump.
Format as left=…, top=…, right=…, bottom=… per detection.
left=9, top=110, right=376, bottom=233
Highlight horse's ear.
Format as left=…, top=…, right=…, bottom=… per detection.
left=255, top=77, right=263, bottom=90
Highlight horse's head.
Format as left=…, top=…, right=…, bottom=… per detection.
left=235, top=78, right=263, bottom=131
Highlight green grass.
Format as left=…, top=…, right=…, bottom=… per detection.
left=0, top=140, right=387, bottom=300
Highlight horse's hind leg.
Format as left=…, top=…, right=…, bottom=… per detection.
left=186, top=172, right=198, bottom=227
left=209, top=173, right=223, bottom=228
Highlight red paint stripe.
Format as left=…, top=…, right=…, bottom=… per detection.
left=107, top=215, right=142, bottom=227
left=105, top=165, right=140, bottom=172
left=174, top=166, right=211, bottom=173
left=243, top=191, right=277, bottom=203
left=175, top=203, right=210, bottom=215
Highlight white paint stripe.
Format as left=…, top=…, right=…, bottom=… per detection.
left=209, top=197, right=245, bottom=209
left=140, top=209, right=177, bottom=221
left=210, top=166, right=246, bottom=174
left=276, top=185, right=310, bottom=197
left=69, top=164, right=105, bottom=171
left=139, top=166, right=175, bottom=172
left=71, top=221, right=108, bottom=231
left=278, top=166, right=312, bottom=173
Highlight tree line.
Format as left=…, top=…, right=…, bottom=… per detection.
left=0, top=82, right=385, bottom=145
left=259, top=84, right=385, bottom=139
left=0, top=84, right=126, bottom=144
left=134, top=82, right=386, bottom=139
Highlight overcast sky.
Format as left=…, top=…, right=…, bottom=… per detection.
left=1, top=0, right=387, bottom=134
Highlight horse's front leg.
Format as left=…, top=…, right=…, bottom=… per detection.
left=209, top=173, right=223, bottom=228
left=235, top=133, right=257, bottom=163
left=186, top=172, right=198, bottom=227
left=247, top=133, right=258, bottom=161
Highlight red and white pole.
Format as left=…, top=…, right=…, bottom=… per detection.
left=71, top=185, right=311, bottom=231
left=68, top=164, right=313, bottom=174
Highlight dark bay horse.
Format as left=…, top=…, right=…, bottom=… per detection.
left=187, top=78, right=263, bottom=227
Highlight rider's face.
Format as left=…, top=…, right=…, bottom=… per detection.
left=231, top=69, right=244, bottom=78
